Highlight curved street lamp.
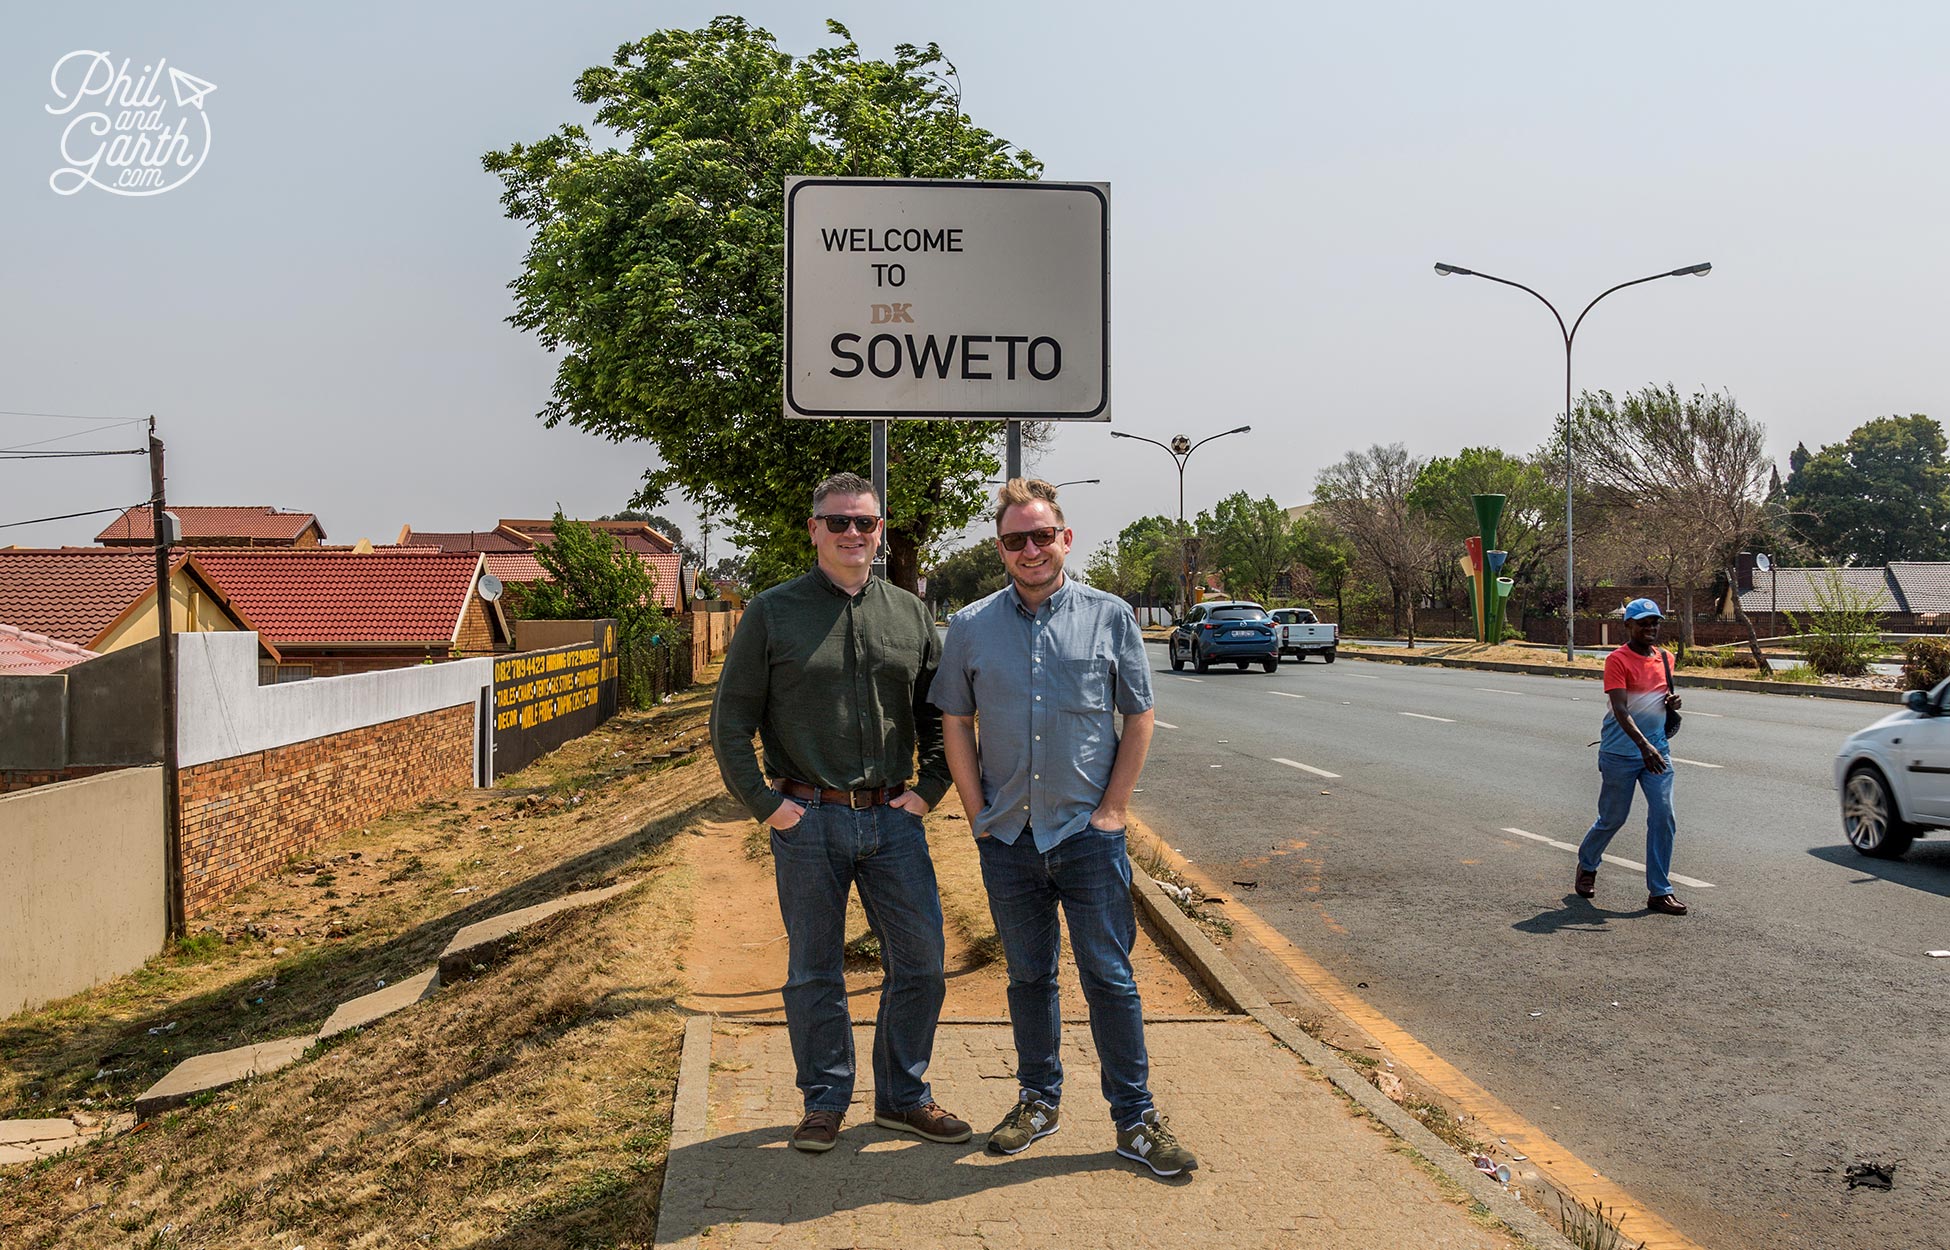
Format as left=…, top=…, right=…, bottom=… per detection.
left=1109, top=425, right=1252, bottom=618
left=1433, top=262, right=1711, bottom=660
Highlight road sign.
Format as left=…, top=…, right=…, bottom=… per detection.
left=784, top=177, right=1109, bottom=421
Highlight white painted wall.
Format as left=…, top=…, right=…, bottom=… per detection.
left=176, top=633, right=490, bottom=775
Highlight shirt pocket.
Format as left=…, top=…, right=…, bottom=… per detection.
left=1055, top=657, right=1109, bottom=713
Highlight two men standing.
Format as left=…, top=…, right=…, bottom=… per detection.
left=711, top=472, right=1194, bottom=1175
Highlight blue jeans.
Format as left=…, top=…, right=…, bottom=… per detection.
left=771, top=800, right=946, bottom=1116
left=1578, top=751, right=1678, bottom=897
left=978, top=826, right=1152, bottom=1127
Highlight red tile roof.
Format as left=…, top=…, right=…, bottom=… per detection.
left=500, top=518, right=677, bottom=554
left=191, top=550, right=488, bottom=645
left=97, top=506, right=323, bottom=544
left=484, top=552, right=549, bottom=583
left=0, top=548, right=195, bottom=647
left=399, top=527, right=532, bottom=553
left=0, top=622, right=100, bottom=675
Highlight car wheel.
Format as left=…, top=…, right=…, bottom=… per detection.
left=1194, top=645, right=1211, bottom=674
left=1842, top=765, right=1915, bottom=859
left=1323, top=649, right=1337, bottom=664
left=1169, top=640, right=1185, bottom=672
left=1262, top=657, right=1278, bottom=673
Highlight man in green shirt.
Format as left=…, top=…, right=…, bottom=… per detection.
left=709, top=471, right=967, bottom=1154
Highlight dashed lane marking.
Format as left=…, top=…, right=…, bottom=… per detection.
left=1685, top=711, right=1725, bottom=718
left=1670, top=757, right=1724, bottom=769
left=1267, top=691, right=1306, bottom=699
left=1399, top=712, right=1455, bottom=723
left=1154, top=720, right=1179, bottom=730
left=1474, top=687, right=1524, bottom=695
left=1272, top=757, right=1340, bottom=779
left=1501, top=827, right=1716, bottom=888
left=1125, top=816, right=1712, bottom=1250
left=1176, top=677, right=1204, bottom=683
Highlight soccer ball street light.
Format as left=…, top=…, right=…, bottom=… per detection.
left=1109, top=425, right=1254, bottom=619
left=1432, top=261, right=1712, bottom=660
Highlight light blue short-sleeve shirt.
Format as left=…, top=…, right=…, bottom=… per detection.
left=931, top=577, right=1154, bottom=852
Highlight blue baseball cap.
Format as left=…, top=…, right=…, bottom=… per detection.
left=1623, top=597, right=1664, bottom=621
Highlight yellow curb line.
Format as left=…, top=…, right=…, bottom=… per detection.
left=1128, top=813, right=1707, bottom=1250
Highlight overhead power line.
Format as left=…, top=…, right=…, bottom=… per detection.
left=0, top=448, right=147, bottom=460
left=0, top=408, right=148, bottom=422
left=0, top=502, right=147, bottom=531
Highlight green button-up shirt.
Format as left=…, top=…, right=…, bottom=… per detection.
left=709, top=566, right=951, bottom=822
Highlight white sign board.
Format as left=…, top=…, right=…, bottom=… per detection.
left=784, top=178, right=1109, bottom=421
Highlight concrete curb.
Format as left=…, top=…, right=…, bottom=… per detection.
left=1344, top=649, right=1905, bottom=703
left=1129, top=862, right=1580, bottom=1250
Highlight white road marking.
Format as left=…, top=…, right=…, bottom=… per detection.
left=1501, top=827, right=1716, bottom=889
left=1474, top=688, right=1524, bottom=695
left=1273, top=757, right=1341, bottom=779
left=1344, top=673, right=1381, bottom=680
left=1399, top=712, right=1456, bottom=723
left=1670, top=757, right=1724, bottom=769
left=1266, top=691, right=1306, bottom=699
left=1154, top=720, right=1179, bottom=730
left=1176, top=677, right=1204, bottom=683
left=1686, top=711, right=1725, bottom=718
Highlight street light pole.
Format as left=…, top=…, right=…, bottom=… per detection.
left=1434, top=261, right=1712, bottom=661
left=1109, top=426, right=1252, bottom=619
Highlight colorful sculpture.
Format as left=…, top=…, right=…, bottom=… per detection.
left=1461, top=494, right=1514, bottom=644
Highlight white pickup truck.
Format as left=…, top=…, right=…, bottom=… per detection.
left=1269, top=607, right=1339, bottom=663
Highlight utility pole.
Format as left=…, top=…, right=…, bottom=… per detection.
left=149, top=418, right=184, bottom=939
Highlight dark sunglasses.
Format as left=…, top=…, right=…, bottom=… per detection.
left=814, top=513, right=882, bottom=534
left=999, top=526, right=1061, bottom=552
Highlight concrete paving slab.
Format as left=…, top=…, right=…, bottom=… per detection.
left=654, top=1018, right=1525, bottom=1250
left=437, top=878, right=639, bottom=982
left=319, top=966, right=441, bottom=1039
left=134, top=1034, right=315, bottom=1119
left=0, top=1118, right=78, bottom=1145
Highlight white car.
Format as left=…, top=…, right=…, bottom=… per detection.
left=1269, top=607, right=1339, bottom=663
left=1835, top=684, right=1950, bottom=858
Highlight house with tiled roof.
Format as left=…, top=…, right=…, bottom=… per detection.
left=1731, top=559, right=1950, bottom=635
left=0, top=548, right=267, bottom=657
left=398, top=519, right=688, bottom=609
left=97, top=505, right=325, bottom=548
left=191, top=549, right=510, bottom=679
left=0, top=623, right=99, bottom=675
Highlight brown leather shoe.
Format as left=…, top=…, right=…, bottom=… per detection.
left=1574, top=868, right=1597, bottom=899
left=874, top=1101, right=972, bottom=1143
left=790, top=1109, right=843, bottom=1152
left=1647, top=893, right=1689, bottom=916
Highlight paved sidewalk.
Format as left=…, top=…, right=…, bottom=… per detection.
left=654, top=1017, right=1525, bottom=1250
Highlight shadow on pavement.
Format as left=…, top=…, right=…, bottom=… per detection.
left=1807, top=841, right=1950, bottom=898
left=1511, top=895, right=1622, bottom=934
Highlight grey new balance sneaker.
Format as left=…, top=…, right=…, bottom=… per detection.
left=1116, top=1108, right=1197, bottom=1176
left=987, top=1093, right=1061, bottom=1155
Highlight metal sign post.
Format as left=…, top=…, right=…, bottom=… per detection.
left=872, top=418, right=888, bottom=579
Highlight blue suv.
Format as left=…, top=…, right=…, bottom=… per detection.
left=1169, top=600, right=1279, bottom=673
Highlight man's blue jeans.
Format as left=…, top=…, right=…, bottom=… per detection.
left=771, top=800, right=946, bottom=1116
left=1578, top=751, right=1678, bottom=897
left=977, top=826, right=1152, bottom=1127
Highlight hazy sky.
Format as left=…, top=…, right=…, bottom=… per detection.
left=4, top=2, right=1946, bottom=563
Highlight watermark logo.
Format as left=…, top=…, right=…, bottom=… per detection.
left=46, top=52, right=216, bottom=197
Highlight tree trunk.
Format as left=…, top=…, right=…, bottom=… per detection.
left=1390, top=585, right=1404, bottom=637
left=1406, top=595, right=1418, bottom=648
left=1678, top=584, right=1696, bottom=656
left=1726, top=562, right=1769, bottom=672
left=1334, top=582, right=1345, bottom=627
left=886, top=527, right=921, bottom=597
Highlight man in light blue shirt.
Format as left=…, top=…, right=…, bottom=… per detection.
left=934, top=478, right=1197, bottom=1177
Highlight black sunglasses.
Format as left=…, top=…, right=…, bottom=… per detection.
left=999, top=526, right=1061, bottom=552
left=815, top=513, right=882, bottom=534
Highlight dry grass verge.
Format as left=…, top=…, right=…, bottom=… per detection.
left=0, top=688, right=717, bottom=1248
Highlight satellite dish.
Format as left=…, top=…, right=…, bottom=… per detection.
left=478, top=573, right=504, bottom=603
left=1754, top=553, right=1772, bottom=572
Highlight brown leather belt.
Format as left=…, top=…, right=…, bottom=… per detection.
left=778, top=779, right=907, bottom=809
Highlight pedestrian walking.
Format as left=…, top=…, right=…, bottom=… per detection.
left=1575, top=597, right=1689, bottom=915
left=709, top=470, right=968, bottom=1153
left=932, top=478, right=1198, bottom=1177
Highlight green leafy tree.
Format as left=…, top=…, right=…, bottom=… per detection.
left=1080, top=515, right=1183, bottom=604
left=517, top=512, right=678, bottom=708
left=1784, top=415, right=1950, bottom=564
left=486, top=18, right=1041, bottom=595
left=1292, top=512, right=1355, bottom=623
left=602, top=510, right=700, bottom=566
left=1407, top=446, right=1561, bottom=609
left=1314, top=444, right=1438, bottom=643
left=925, top=539, right=1007, bottom=611
left=1195, top=492, right=1294, bottom=605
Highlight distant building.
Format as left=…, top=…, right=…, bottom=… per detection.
left=96, top=505, right=325, bottom=548
left=0, top=548, right=267, bottom=657
left=398, top=518, right=689, bottom=609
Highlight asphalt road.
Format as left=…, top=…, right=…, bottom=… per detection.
left=1133, top=651, right=1950, bottom=1250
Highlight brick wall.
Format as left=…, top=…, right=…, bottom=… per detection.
left=0, top=765, right=122, bottom=795
left=455, top=595, right=499, bottom=655
left=176, top=703, right=474, bottom=918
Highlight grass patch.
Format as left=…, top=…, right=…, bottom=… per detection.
left=1559, top=1195, right=1647, bottom=1250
